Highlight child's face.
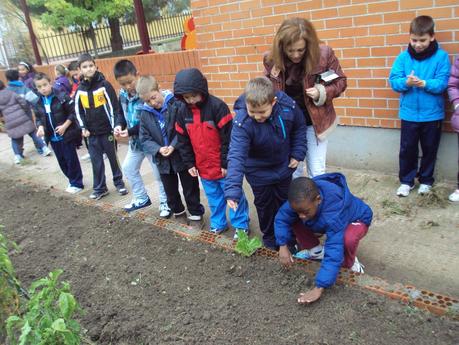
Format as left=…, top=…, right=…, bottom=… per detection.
left=290, top=196, right=321, bottom=221
left=69, top=69, right=80, bottom=81
left=285, top=39, right=306, bottom=64
left=80, top=60, right=97, bottom=79
left=35, top=78, right=52, bottom=96
left=116, top=73, right=138, bottom=96
left=17, top=65, right=28, bottom=77
left=140, top=89, right=164, bottom=109
left=182, top=92, right=203, bottom=105
left=246, top=99, right=276, bottom=123
left=409, top=33, right=434, bottom=53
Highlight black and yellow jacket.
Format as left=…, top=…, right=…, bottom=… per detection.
left=74, top=71, right=120, bottom=135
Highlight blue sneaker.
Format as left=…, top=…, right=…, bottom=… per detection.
left=293, top=245, right=324, bottom=260
left=123, top=197, right=152, bottom=212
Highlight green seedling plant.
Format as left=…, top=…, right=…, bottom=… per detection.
left=235, top=230, right=262, bottom=257
left=6, top=269, right=82, bottom=345
left=0, top=228, right=20, bottom=340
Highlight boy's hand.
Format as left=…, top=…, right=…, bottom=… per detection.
left=297, top=287, right=324, bottom=304
left=288, top=158, right=299, bottom=169
left=82, top=129, right=90, bottom=137
left=227, top=199, right=238, bottom=211
left=159, top=146, right=169, bottom=156
left=279, top=245, right=294, bottom=268
left=406, top=70, right=420, bottom=87
left=305, top=87, right=320, bottom=101
left=188, top=166, right=199, bottom=177
left=55, top=125, right=67, bottom=136
left=119, top=129, right=128, bottom=137
left=413, top=79, right=426, bottom=88
left=221, top=168, right=227, bottom=177
left=37, top=126, right=44, bottom=138
left=113, top=125, right=122, bottom=136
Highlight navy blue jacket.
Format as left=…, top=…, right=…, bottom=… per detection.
left=224, top=91, right=307, bottom=202
left=274, top=173, right=373, bottom=288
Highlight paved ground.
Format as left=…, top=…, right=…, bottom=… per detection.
left=0, top=132, right=458, bottom=298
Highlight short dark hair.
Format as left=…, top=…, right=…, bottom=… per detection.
left=0, top=80, right=5, bottom=90
left=33, top=72, right=51, bottom=86
left=18, top=61, right=36, bottom=73
left=77, top=53, right=95, bottom=67
left=410, top=15, right=435, bottom=36
left=113, top=59, right=137, bottom=79
left=288, top=177, right=320, bottom=204
left=5, top=69, right=19, bottom=82
left=67, top=60, right=79, bottom=71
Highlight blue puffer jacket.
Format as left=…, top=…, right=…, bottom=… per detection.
left=224, top=91, right=307, bottom=202
left=274, top=173, right=373, bottom=288
left=389, top=45, right=450, bottom=122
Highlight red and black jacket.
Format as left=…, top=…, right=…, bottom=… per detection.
left=174, top=68, right=233, bottom=180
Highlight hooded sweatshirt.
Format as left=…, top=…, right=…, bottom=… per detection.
left=274, top=173, right=373, bottom=288
left=174, top=68, right=233, bottom=180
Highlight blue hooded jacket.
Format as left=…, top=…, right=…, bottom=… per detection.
left=274, top=173, right=373, bottom=288
left=224, top=91, right=307, bottom=202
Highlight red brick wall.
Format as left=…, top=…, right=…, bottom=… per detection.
left=191, top=0, right=459, bottom=130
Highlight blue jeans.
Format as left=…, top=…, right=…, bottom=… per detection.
left=11, top=130, right=46, bottom=157
left=201, top=177, right=249, bottom=230
left=122, top=146, right=167, bottom=204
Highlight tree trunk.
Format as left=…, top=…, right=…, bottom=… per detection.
left=86, top=26, right=99, bottom=58
left=108, top=17, right=123, bottom=52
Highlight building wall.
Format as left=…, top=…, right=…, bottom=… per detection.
left=190, top=0, right=459, bottom=131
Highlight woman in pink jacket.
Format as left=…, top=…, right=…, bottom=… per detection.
left=264, top=17, right=347, bottom=178
left=447, top=56, right=459, bottom=202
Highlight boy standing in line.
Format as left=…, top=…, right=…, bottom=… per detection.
left=389, top=15, right=450, bottom=197
left=74, top=53, right=127, bottom=200
left=174, top=68, right=249, bottom=237
left=113, top=59, right=170, bottom=215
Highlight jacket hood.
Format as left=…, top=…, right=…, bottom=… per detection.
left=141, top=90, right=174, bottom=113
left=173, top=68, right=208, bottom=98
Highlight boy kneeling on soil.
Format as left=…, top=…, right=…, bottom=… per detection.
left=275, top=173, right=373, bottom=304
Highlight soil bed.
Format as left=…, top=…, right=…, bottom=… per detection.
left=1, top=179, right=457, bottom=345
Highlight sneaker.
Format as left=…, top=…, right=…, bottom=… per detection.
left=81, top=153, right=91, bottom=161
left=89, top=190, right=109, bottom=200
left=159, top=203, right=171, bottom=218
left=14, top=155, right=23, bottom=164
left=65, top=186, right=83, bottom=194
left=449, top=189, right=459, bottom=202
left=117, top=187, right=128, bottom=196
left=209, top=227, right=227, bottom=235
left=174, top=210, right=186, bottom=218
left=351, top=256, right=365, bottom=274
left=396, top=184, right=414, bottom=197
left=418, top=184, right=431, bottom=195
left=233, top=228, right=249, bottom=240
left=188, top=214, right=202, bottom=221
left=124, top=197, right=152, bottom=212
left=293, top=244, right=324, bottom=260
left=40, top=146, right=52, bottom=157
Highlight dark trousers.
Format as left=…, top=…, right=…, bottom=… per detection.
left=399, top=120, right=442, bottom=186
left=250, top=176, right=292, bottom=250
left=50, top=140, right=84, bottom=189
left=88, top=134, right=124, bottom=192
left=160, top=170, right=203, bottom=216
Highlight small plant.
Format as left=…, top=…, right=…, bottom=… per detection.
left=6, top=269, right=82, bottom=345
left=0, top=228, right=20, bottom=340
left=381, top=199, right=411, bottom=216
left=234, top=230, right=262, bottom=257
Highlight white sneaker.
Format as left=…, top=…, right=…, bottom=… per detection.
left=14, top=155, right=23, bottom=164
left=418, top=184, right=431, bottom=195
left=81, top=153, right=91, bottom=161
left=65, top=186, right=83, bottom=194
left=396, top=184, right=414, bottom=197
left=41, top=146, right=52, bottom=157
left=351, top=256, right=365, bottom=274
left=159, top=203, right=171, bottom=218
left=449, top=190, right=459, bottom=202
left=187, top=214, right=202, bottom=221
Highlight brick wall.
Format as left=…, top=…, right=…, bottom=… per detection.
left=191, top=0, right=459, bottom=130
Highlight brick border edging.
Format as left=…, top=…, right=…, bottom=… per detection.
left=12, top=177, right=459, bottom=321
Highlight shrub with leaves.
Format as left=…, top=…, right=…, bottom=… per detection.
left=234, top=230, right=262, bottom=257
left=6, top=269, right=82, bottom=345
left=0, top=228, right=20, bottom=340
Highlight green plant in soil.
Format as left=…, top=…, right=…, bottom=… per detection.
left=235, top=230, right=262, bottom=257
left=0, top=228, right=20, bottom=340
left=381, top=199, right=411, bottom=216
left=6, top=269, right=82, bottom=345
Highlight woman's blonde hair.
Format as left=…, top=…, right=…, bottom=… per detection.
left=269, top=17, right=321, bottom=75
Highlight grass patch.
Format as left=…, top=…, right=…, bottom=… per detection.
left=381, top=199, right=411, bottom=216
left=415, top=188, right=449, bottom=208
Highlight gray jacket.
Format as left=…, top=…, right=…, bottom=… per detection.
left=0, top=89, right=36, bottom=139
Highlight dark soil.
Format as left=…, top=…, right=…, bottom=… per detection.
left=1, top=180, right=457, bottom=345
